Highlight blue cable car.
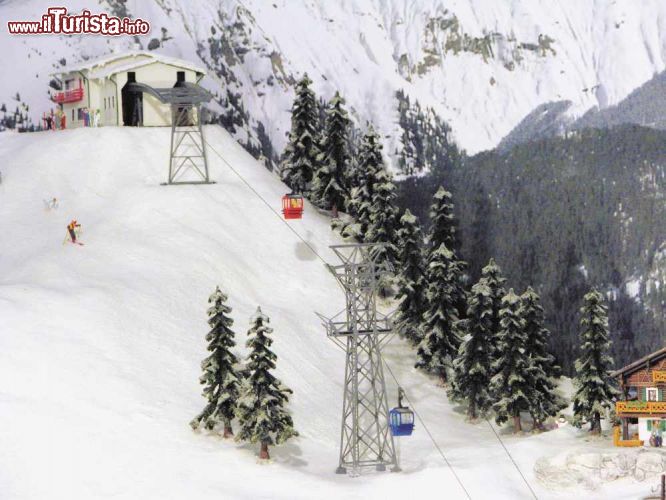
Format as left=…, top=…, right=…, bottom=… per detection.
left=389, top=388, right=414, bottom=437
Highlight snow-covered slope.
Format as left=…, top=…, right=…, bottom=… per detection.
left=0, top=125, right=662, bottom=500
left=3, top=0, right=666, bottom=164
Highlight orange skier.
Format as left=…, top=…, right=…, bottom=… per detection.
left=67, top=219, right=81, bottom=244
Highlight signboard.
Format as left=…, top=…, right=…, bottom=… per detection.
left=653, top=371, right=666, bottom=382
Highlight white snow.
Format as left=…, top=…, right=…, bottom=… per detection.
left=4, top=0, right=666, bottom=164
left=0, top=126, right=663, bottom=499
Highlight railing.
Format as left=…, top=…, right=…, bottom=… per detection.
left=616, top=401, right=666, bottom=414
left=613, top=426, right=642, bottom=447
left=53, top=88, right=84, bottom=104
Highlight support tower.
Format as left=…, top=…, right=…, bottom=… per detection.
left=318, top=243, right=398, bottom=475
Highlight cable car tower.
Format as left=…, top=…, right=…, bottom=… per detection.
left=124, top=81, right=214, bottom=185
left=317, top=243, right=399, bottom=475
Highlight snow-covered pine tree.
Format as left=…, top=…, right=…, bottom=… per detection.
left=311, top=92, right=351, bottom=217
left=366, top=167, right=400, bottom=295
left=395, top=209, right=427, bottom=345
left=572, top=289, right=618, bottom=434
left=449, top=282, right=494, bottom=419
left=428, top=186, right=460, bottom=253
left=520, top=287, right=567, bottom=429
left=491, top=289, right=532, bottom=432
left=415, top=243, right=463, bottom=383
left=280, top=74, right=320, bottom=196
left=347, top=126, right=383, bottom=231
left=190, top=287, right=241, bottom=437
left=236, top=307, right=297, bottom=459
left=426, top=186, right=467, bottom=317
left=335, top=126, right=383, bottom=239
left=477, top=258, right=507, bottom=371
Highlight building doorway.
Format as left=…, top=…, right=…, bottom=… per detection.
left=122, top=72, right=143, bottom=126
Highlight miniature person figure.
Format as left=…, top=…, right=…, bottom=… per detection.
left=94, top=109, right=101, bottom=127
left=655, top=421, right=663, bottom=447
left=67, top=219, right=80, bottom=243
left=83, top=108, right=89, bottom=127
left=60, top=111, right=66, bottom=130
left=50, top=109, right=55, bottom=130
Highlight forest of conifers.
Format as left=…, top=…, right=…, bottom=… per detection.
left=398, top=124, right=666, bottom=374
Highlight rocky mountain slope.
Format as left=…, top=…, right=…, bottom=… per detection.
left=4, top=0, right=666, bottom=171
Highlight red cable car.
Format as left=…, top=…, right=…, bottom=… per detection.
left=282, top=194, right=304, bottom=220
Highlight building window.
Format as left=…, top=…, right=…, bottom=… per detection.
left=111, top=96, right=115, bottom=108
left=104, top=98, right=107, bottom=110
left=65, top=79, right=74, bottom=90
left=71, top=109, right=75, bottom=121
left=647, top=387, right=659, bottom=402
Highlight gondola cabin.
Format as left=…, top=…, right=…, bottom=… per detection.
left=282, top=194, right=304, bottom=220
left=389, top=407, right=414, bottom=437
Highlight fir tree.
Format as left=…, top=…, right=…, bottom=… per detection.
left=449, top=282, right=494, bottom=419
left=520, top=287, right=567, bottom=429
left=337, top=126, right=383, bottom=239
left=280, top=74, right=320, bottom=195
left=415, top=243, right=463, bottom=383
left=395, top=210, right=427, bottom=345
left=572, top=289, right=618, bottom=434
left=366, top=167, right=400, bottom=294
left=236, top=307, right=298, bottom=459
left=190, top=287, right=241, bottom=437
left=312, top=92, right=351, bottom=216
left=426, top=186, right=467, bottom=317
left=491, top=290, right=532, bottom=432
left=477, top=258, right=507, bottom=369
left=428, top=186, right=460, bottom=254
left=347, top=127, right=383, bottom=231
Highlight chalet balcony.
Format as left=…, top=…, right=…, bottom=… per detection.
left=52, top=88, right=84, bottom=104
left=616, top=401, right=666, bottom=414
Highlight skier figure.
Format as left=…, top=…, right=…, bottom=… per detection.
left=67, top=219, right=80, bottom=243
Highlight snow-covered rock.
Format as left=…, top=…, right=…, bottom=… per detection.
left=536, top=448, right=666, bottom=491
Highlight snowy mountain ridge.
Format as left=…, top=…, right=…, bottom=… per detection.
left=3, top=0, right=666, bottom=168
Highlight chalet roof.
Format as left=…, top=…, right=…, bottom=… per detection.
left=611, top=347, right=666, bottom=378
left=56, top=51, right=206, bottom=78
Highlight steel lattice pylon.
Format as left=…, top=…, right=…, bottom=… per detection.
left=167, top=104, right=211, bottom=184
left=317, top=243, right=398, bottom=475
left=123, top=82, right=213, bottom=185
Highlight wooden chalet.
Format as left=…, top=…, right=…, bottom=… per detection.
left=613, top=347, right=666, bottom=446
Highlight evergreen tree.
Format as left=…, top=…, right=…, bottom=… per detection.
left=572, top=289, right=618, bottom=434
left=366, top=167, right=400, bottom=294
left=477, top=258, right=507, bottom=369
left=449, top=282, right=494, bottom=419
left=426, top=186, right=467, bottom=317
left=312, top=92, right=351, bottom=216
left=236, top=307, right=297, bottom=459
left=395, top=210, right=427, bottom=345
left=338, top=126, right=383, bottom=239
left=520, top=287, right=567, bottom=429
left=190, top=287, right=241, bottom=437
left=415, top=243, right=463, bottom=383
left=280, top=74, right=320, bottom=195
left=491, top=290, right=532, bottom=432
left=347, top=127, right=383, bottom=227
left=428, top=186, right=460, bottom=254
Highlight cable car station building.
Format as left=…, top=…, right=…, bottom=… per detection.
left=51, top=51, right=206, bottom=128
left=613, top=347, right=666, bottom=446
